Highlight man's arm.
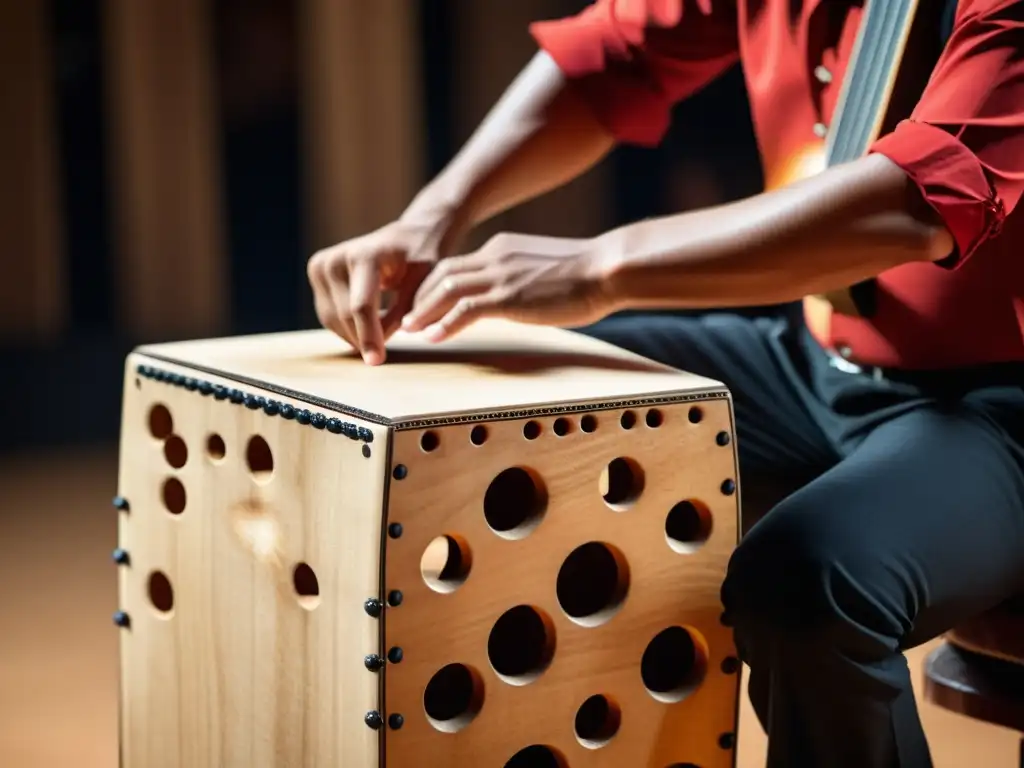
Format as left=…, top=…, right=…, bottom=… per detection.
left=597, top=154, right=953, bottom=309
left=401, top=0, right=740, bottom=254
left=399, top=52, right=615, bottom=257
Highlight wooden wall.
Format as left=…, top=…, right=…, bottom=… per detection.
left=0, top=0, right=66, bottom=342
left=0, top=1, right=615, bottom=349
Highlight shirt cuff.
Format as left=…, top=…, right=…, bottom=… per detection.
left=529, top=17, right=673, bottom=147
left=869, top=120, right=1005, bottom=269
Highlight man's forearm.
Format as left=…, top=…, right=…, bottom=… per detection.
left=598, top=154, right=955, bottom=310
left=400, top=52, right=614, bottom=256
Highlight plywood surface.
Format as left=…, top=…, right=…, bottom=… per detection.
left=0, top=449, right=1020, bottom=768
left=116, top=357, right=387, bottom=768
left=137, top=320, right=727, bottom=424
left=383, top=399, right=741, bottom=767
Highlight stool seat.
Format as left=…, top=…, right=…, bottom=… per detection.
left=946, top=598, right=1024, bottom=666
left=924, top=642, right=1024, bottom=735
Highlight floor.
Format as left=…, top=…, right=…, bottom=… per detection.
left=0, top=447, right=1019, bottom=767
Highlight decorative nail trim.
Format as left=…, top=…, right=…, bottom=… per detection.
left=136, top=349, right=730, bottom=431
left=135, top=364, right=373, bottom=443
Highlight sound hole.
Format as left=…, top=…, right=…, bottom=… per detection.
left=503, top=745, right=568, bottom=768
left=574, top=694, right=621, bottom=749
left=163, top=435, right=188, bottom=469
left=487, top=605, right=555, bottom=685
left=420, top=430, right=440, bottom=452
left=147, top=571, right=174, bottom=615
left=206, top=434, right=226, bottom=461
left=423, top=663, right=484, bottom=733
left=246, top=435, right=274, bottom=483
left=148, top=404, right=173, bottom=440
left=420, top=534, right=472, bottom=593
left=162, top=477, right=186, bottom=515
left=665, top=500, right=713, bottom=554
left=483, top=467, right=547, bottom=539
left=600, top=457, right=644, bottom=510
left=640, top=626, right=708, bottom=703
left=292, top=563, right=320, bottom=610
left=556, top=542, right=629, bottom=627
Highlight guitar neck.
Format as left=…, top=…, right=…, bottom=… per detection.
left=826, top=0, right=941, bottom=167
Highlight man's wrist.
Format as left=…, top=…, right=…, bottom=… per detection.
left=399, top=179, right=475, bottom=261
left=586, top=226, right=634, bottom=312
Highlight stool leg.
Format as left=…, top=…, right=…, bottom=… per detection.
left=1019, top=735, right=1024, bottom=768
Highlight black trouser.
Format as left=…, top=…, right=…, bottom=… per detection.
left=578, top=311, right=1024, bottom=768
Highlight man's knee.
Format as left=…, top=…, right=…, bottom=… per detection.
left=721, top=491, right=911, bottom=651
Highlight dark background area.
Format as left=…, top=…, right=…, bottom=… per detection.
left=0, top=0, right=763, bottom=454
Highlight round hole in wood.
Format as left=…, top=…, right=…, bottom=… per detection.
left=162, top=477, right=186, bottom=515
left=206, top=434, right=226, bottom=462
left=574, top=693, right=622, bottom=749
left=148, top=404, right=173, bottom=440
left=470, top=425, right=488, bottom=445
left=420, top=430, right=440, bottom=452
left=483, top=467, right=547, bottom=540
left=292, top=562, right=320, bottom=610
left=147, top=571, right=174, bottom=615
left=487, top=605, right=555, bottom=685
left=503, top=745, right=568, bottom=768
left=688, top=406, right=703, bottom=424
left=245, top=435, right=274, bottom=483
left=556, top=542, right=630, bottom=627
left=599, top=457, right=645, bottom=511
left=423, top=662, right=484, bottom=733
left=420, top=534, right=472, bottom=593
left=552, top=417, right=572, bottom=436
left=620, top=410, right=637, bottom=429
left=640, top=626, right=708, bottom=703
left=523, top=421, right=541, bottom=440
left=580, top=414, right=598, bottom=433
left=645, top=408, right=664, bottom=428
left=665, top=500, right=713, bottom=554
left=666, top=765, right=700, bottom=768
left=163, top=434, right=188, bottom=469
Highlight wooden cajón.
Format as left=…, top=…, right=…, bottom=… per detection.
left=113, top=318, right=742, bottom=767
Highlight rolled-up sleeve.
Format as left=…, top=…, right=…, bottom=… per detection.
left=529, top=0, right=739, bottom=147
left=869, top=1, right=1024, bottom=267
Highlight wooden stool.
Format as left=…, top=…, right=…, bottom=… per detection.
left=924, top=598, right=1024, bottom=766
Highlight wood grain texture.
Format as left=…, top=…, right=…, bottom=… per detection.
left=383, top=402, right=741, bottom=767
left=137, top=319, right=729, bottom=425
left=0, top=0, right=65, bottom=340
left=103, top=0, right=227, bottom=338
left=116, top=355, right=388, bottom=768
left=299, top=0, right=425, bottom=249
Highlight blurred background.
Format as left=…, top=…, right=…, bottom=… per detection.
left=0, top=1, right=1017, bottom=766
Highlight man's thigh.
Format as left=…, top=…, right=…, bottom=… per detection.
left=578, top=312, right=838, bottom=512
left=728, top=403, right=1024, bottom=646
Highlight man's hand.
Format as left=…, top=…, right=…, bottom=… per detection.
left=306, top=221, right=441, bottom=365
left=400, top=232, right=616, bottom=343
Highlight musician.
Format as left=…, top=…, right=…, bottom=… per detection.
left=306, top=2, right=1024, bottom=765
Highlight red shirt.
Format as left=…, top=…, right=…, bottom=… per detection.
left=530, top=0, right=1024, bottom=370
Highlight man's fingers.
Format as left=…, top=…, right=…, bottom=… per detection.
left=348, top=259, right=386, bottom=365
left=309, top=258, right=352, bottom=342
left=403, top=271, right=494, bottom=332
left=422, top=292, right=504, bottom=343
left=412, top=253, right=484, bottom=309
left=380, top=262, right=432, bottom=341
